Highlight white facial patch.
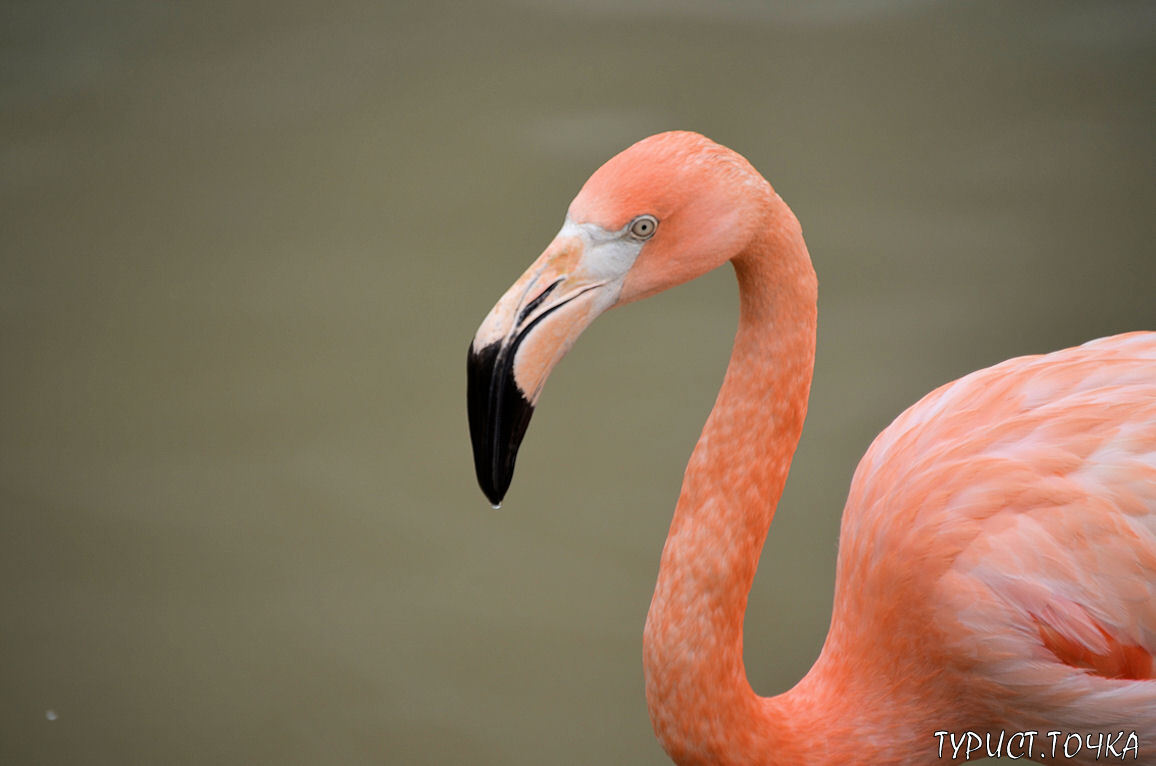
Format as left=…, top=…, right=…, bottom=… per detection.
left=558, top=216, right=646, bottom=288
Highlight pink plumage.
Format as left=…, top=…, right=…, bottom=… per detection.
left=468, top=131, right=1156, bottom=764
left=834, top=332, right=1156, bottom=750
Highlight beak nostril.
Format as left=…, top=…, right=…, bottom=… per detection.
left=516, top=278, right=564, bottom=326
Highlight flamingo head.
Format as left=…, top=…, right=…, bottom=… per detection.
left=468, top=131, right=774, bottom=505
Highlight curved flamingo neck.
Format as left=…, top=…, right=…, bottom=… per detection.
left=642, top=194, right=819, bottom=765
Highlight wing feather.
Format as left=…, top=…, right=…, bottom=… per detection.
left=832, top=332, right=1156, bottom=735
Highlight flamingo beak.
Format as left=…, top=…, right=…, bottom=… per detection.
left=468, top=226, right=630, bottom=506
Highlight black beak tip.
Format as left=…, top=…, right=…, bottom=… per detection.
left=479, top=477, right=508, bottom=508
left=468, top=340, right=536, bottom=508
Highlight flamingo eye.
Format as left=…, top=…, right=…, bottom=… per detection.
left=627, top=215, right=658, bottom=240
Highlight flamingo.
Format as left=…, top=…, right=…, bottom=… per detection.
left=466, top=131, right=1156, bottom=765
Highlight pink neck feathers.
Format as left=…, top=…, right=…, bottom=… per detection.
left=642, top=195, right=818, bottom=764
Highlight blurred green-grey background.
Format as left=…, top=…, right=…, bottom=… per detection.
left=2, top=1, right=1153, bottom=764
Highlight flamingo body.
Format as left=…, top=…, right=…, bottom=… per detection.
left=821, top=332, right=1156, bottom=754
left=467, top=131, right=1156, bottom=764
